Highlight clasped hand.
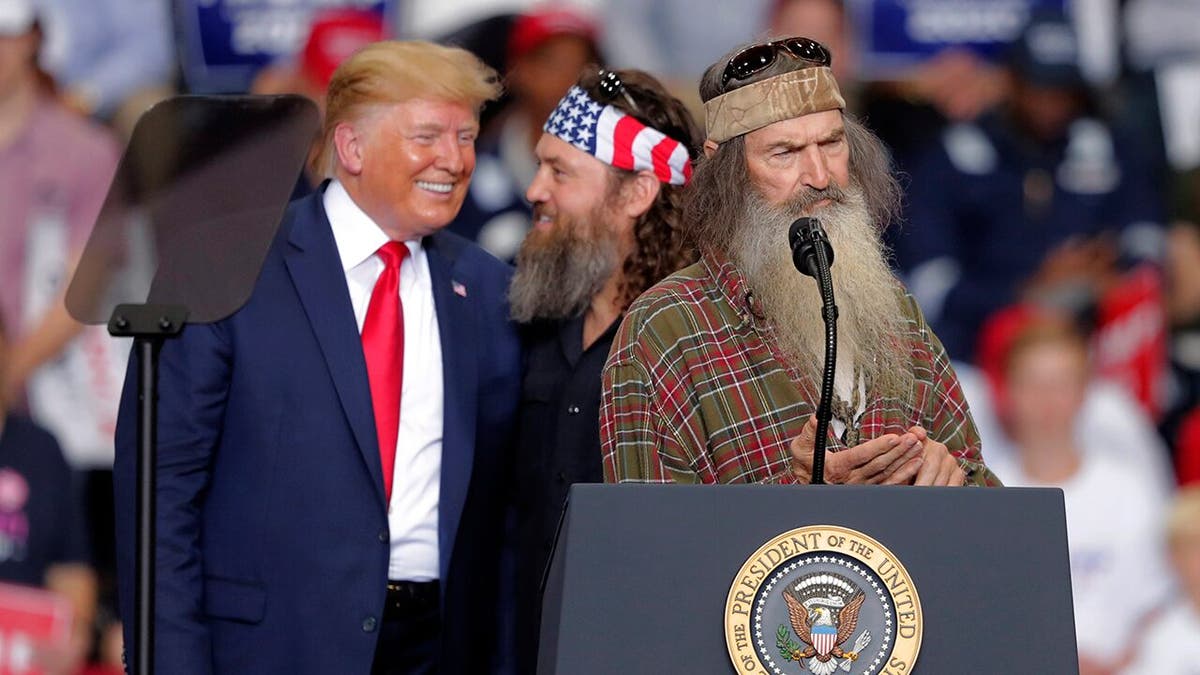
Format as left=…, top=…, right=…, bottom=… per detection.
left=788, top=416, right=966, bottom=486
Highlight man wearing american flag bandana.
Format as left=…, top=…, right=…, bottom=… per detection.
left=599, top=39, right=1001, bottom=488
left=507, top=67, right=701, bottom=670
left=542, top=85, right=693, bottom=185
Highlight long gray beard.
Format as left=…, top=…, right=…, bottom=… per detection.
left=508, top=218, right=620, bottom=323
left=731, top=184, right=913, bottom=401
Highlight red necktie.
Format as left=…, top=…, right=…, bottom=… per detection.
left=362, top=241, right=408, bottom=502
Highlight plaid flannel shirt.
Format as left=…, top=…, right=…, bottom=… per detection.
left=600, top=253, right=1001, bottom=486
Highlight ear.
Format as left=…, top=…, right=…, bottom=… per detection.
left=620, top=171, right=662, bottom=221
left=703, top=139, right=719, bottom=158
left=333, top=121, right=366, bottom=176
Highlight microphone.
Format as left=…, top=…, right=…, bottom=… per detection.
left=788, top=217, right=834, bottom=279
left=788, top=217, right=837, bottom=485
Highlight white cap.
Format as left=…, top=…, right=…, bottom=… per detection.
left=0, top=0, right=36, bottom=36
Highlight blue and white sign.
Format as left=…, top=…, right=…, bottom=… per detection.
left=848, top=0, right=1067, bottom=75
left=176, top=0, right=390, bottom=94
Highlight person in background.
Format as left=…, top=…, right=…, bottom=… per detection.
left=251, top=8, right=386, bottom=199
left=1159, top=171, right=1200, bottom=485
left=0, top=314, right=97, bottom=675
left=964, top=304, right=1176, bottom=494
left=990, top=316, right=1170, bottom=675
left=1120, top=486, right=1200, bottom=674
left=0, top=0, right=121, bottom=440
left=32, top=0, right=174, bottom=136
left=767, top=0, right=1010, bottom=180
left=251, top=8, right=387, bottom=114
left=0, top=5, right=121, bottom=656
left=598, top=0, right=773, bottom=114
left=450, top=5, right=601, bottom=262
left=509, top=66, right=699, bottom=670
left=766, top=0, right=856, bottom=85
left=896, top=12, right=1164, bottom=362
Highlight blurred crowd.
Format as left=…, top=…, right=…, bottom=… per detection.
left=2, top=0, right=1200, bottom=672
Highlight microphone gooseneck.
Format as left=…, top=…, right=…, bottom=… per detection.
left=787, top=217, right=838, bottom=485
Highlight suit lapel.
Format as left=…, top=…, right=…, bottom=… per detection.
left=283, top=194, right=387, bottom=508
left=425, top=233, right=478, bottom=579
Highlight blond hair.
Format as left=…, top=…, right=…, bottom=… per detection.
left=1168, top=487, right=1200, bottom=544
left=315, top=40, right=502, bottom=177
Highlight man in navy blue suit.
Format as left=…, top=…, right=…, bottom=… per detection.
left=113, top=41, right=521, bottom=674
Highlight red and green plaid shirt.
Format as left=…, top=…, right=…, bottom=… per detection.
left=600, top=253, right=1000, bottom=486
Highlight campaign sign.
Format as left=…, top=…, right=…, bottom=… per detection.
left=848, top=0, right=1066, bottom=75
left=0, top=583, right=71, bottom=675
left=176, top=0, right=388, bottom=94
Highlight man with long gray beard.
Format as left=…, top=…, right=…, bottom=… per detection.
left=507, top=67, right=700, bottom=668
left=600, top=37, right=1000, bottom=487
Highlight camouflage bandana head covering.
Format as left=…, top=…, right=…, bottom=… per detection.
left=704, top=66, right=845, bottom=144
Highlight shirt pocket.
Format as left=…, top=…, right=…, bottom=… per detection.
left=203, top=576, right=266, bottom=624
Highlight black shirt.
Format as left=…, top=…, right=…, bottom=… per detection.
left=0, top=415, right=88, bottom=587
left=513, top=313, right=619, bottom=667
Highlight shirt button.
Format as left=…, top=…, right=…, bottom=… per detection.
left=377, top=529, right=388, bottom=543
left=362, top=616, right=377, bottom=632
left=567, top=405, right=581, bottom=415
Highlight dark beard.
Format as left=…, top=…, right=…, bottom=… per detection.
left=508, top=205, right=620, bottom=323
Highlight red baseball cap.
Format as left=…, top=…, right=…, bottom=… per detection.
left=301, top=9, right=386, bottom=91
left=507, top=6, right=598, bottom=64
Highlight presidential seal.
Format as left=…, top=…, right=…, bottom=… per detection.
left=725, top=526, right=922, bottom=675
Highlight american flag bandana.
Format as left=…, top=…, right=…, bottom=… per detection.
left=544, top=85, right=692, bottom=185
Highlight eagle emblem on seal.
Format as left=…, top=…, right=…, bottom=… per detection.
left=777, top=573, right=873, bottom=674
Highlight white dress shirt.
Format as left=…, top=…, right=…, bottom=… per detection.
left=324, top=180, right=443, bottom=582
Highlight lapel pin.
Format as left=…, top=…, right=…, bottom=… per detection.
left=452, top=281, right=467, bottom=298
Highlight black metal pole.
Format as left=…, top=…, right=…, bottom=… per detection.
left=108, top=304, right=186, bottom=675
left=134, top=336, right=160, bottom=675
left=810, top=242, right=837, bottom=485
left=788, top=217, right=838, bottom=485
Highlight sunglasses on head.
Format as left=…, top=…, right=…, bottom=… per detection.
left=721, top=37, right=832, bottom=87
left=597, top=69, right=641, bottom=113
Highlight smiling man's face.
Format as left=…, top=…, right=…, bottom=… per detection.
left=353, top=97, right=479, bottom=239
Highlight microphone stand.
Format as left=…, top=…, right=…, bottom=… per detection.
left=788, top=217, right=837, bottom=484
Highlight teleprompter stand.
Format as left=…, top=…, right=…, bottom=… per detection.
left=106, top=304, right=186, bottom=675
left=66, top=96, right=320, bottom=675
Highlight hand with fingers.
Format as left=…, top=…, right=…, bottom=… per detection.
left=906, top=425, right=967, bottom=486
left=787, top=416, right=925, bottom=485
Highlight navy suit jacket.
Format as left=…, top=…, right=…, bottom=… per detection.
left=114, top=189, right=522, bottom=674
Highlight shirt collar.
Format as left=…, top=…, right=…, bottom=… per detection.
left=558, top=311, right=623, bottom=367
left=701, top=250, right=765, bottom=321
left=323, top=179, right=422, bottom=272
